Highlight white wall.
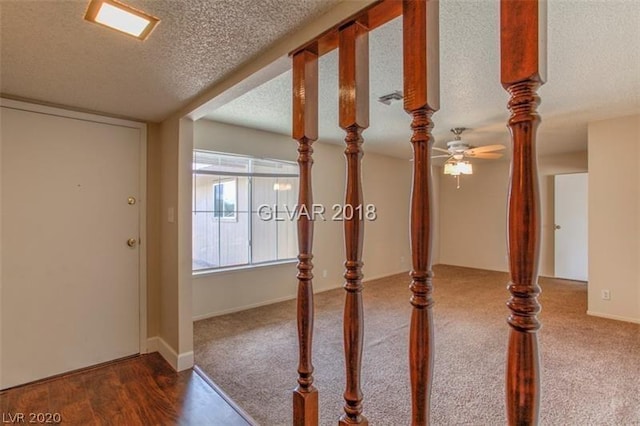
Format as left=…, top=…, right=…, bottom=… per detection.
left=438, top=151, right=588, bottom=277
left=439, top=161, right=510, bottom=272
left=192, top=120, right=413, bottom=319
left=587, top=114, right=640, bottom=324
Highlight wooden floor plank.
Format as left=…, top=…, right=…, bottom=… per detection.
left=84, top=366, right=141, bottom=425
left=48, top=374, right=94, bottom=424
left=0, top=353, right=251, bottom=426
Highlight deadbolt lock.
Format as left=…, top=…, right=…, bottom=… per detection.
left=128, top=196, right=136, bottom=205
left=127, top=238, right=138, bottom=248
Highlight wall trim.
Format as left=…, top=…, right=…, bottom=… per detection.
left=0, top=97, right=145, bottom=129
left=193, top=294, right=297, bottom=321
left=153, top=337, right=195, bottom=371
left=363, top=270, right=408, bottom=282
left=177, top=351, right=195, bottom=371
left=192, top=270, right=410, bottom=321
left=586, top=311, right=640, bottom=325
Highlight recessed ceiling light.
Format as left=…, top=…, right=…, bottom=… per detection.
left=84, top=0, right=159, bottom=40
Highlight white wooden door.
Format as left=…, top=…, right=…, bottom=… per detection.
left=554, top=173, right=588, bottom=281
left=1, top=104, right=142, bottom=389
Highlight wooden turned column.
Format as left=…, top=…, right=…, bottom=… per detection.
left=338, top=20, right=369, bottom=426
left=292, top=48, right=319, bottom=426
left=501, top=1, right=546, bottom=424
left=402, top=1, right=440, bottom=425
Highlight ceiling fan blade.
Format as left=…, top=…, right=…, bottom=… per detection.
left=432, top=147, right=450, bottom=154
left=468, top=152, right=503, bottom=159
left=431, top=154, right=451, bottom=158
left=466, top=144, right=506, bottom=155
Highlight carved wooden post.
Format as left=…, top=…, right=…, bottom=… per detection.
left=338, top=20, right=369, bottom=426
left=292, top=47, right=319, bottom=426
left=501, top=0, right=546, bottom=424
left=403, top=1, right=439, bottom=424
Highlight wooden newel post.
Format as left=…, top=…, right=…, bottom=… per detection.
left=501, top=0, right=546, bottom=424
left=338, top=20, right=369, bottom=426
left=402, top=1, right=440, bottom=424
left=292, top=47, right=319, bottom=426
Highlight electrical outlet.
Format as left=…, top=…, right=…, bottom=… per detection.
left=601, top=289, right=611, bottom=300
left=322, top=269, right=328, bottom=278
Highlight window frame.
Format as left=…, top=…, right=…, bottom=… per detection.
left=192, top=150, right=299, bottom=274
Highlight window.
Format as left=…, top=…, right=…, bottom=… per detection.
left=192, top=150, right=298, bottom=272
left=213, top=179, right=236, bottom=219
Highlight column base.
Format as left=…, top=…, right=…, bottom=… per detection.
left=293, top=387, right=318, bottom=426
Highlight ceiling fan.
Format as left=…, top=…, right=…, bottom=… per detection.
left=432, top=127, right=506, bottom=162
left=433, top=127, right=506, bottom=189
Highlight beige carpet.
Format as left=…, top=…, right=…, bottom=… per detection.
left=194, top=265, right=640, bottom=425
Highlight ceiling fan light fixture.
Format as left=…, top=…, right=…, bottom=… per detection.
left=444, top=161, right=473, bottom=176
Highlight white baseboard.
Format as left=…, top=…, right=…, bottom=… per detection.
left=193, top=294, right=297, bottom=321
left=148, top=336, right=194, bottom=371
left=435, top=261, right=509, bottom=274
left=587, top=311, right=640, bottom=324
left=193, top=270, right=410, bottom=321
left=364, top=269, right=408, bottom=282
left=177, top=351, right=195, bottom=371
left=313, top=270, right=408, bottom=294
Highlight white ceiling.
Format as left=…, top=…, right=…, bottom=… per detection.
left=1, top=1, right=638, bottom=160
left=205, top=0, right=640, bottom=159
left=0, top=0, right=341, bottom=122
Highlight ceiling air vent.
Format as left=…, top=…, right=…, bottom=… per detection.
left=377, top=90, right=403, bottom=105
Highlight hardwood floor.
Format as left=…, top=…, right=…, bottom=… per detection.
left=0, top=353, right=251, bottom=425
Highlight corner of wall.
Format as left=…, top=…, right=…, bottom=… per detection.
left=146, top=122, right=162, bottom=339
left=178, top=118, right=194, bottom=355
left=147, top=336, right=194, bottom=371
left=147, top=116, right=195, bottom=369
left=157, top=116, right=180, bottom=351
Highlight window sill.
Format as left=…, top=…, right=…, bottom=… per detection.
left=192, top=259, right=297, bottom=278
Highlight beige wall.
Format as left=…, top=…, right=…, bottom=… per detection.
left=588, top=114, right=640, bottom=323
left=149, top=0, right=384, bottom=368
left=146, top=117, right=194, bottom=369
left=192, top=120, right=413, bottom=319
left=146, top=123, right=161, bottom=338
left=177, top=119, right=194, bottom=360
left=158, top=117, right=180, bottom=349
left=438, top=151, right=588, bottom=277
left=439, top=161, right=510, bottom=272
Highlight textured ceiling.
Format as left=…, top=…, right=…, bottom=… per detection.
left=0, top=0, right=341, bottom=122
left=1, top=1, right=639, bottom=158
left=205, top=0, right=640, bottom=159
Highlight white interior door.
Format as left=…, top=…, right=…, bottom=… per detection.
left=1, top=104, right=143, bottom=389
left=554, top=173, right=588, bottom=281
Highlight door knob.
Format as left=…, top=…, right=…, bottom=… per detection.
left=554, top=224, right=561, bottom=230
left=127, top=238, right=138, bottom=248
